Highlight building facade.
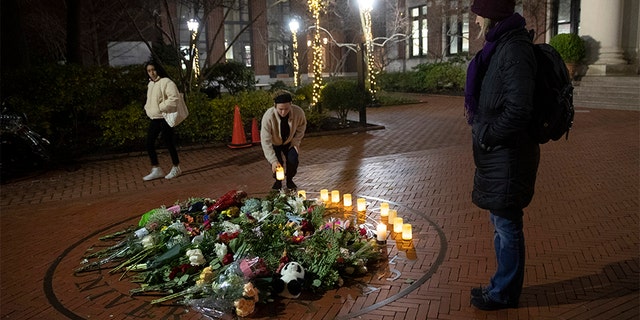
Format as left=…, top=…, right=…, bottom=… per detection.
left=4, top=0, right=638, bottom=83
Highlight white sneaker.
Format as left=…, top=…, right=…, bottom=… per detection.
left=143, top=167, right=165, bottom=181
left=165, top=166, right=181, bottom=179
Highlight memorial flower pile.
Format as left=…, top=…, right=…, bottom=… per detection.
left=76, top=190, right=382, bottom=318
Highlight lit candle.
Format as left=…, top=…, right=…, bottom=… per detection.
left=402, top=223, right=412, bottom=240
left=320, top=189, right=329, bottom=202
left=275, top=166, right=285, bottom=181
left=388, top=209, right=397, bottom=225
left=393, top=217, right=403, bottom=233
left=331, top=190, right=340, bottom=203
left=297, top=190, right=306, bottom=199
left=357, top=198, right=367, bottom=211
left=343, top=194, right=352, bottom=207
left=376, top=223, right=387, bottom=242
left=380, top=202, right=389, bottom=217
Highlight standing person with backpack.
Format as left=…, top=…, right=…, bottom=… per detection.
left=464, top=0, right=540, bottom=311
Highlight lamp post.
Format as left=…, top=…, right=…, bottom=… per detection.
left=187, top=18, right=200, bottom=84
left=358, top=0, right=377, bottom=101
left=289, top=19, right=300, bottom=87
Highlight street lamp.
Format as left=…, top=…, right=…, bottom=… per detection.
left=289, top=19, right=300, bottom=87
left=358, top=0, right=377, bottom=100
left=187, top=18, right=200, bottom=83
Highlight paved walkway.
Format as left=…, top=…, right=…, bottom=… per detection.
left=1, top=95, right=638, bottom=319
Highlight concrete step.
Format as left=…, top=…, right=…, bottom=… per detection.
left=573, top=76, right=640, bottom=110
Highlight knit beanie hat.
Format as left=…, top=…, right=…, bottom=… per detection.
left=471, top=0, right=515, bottom=21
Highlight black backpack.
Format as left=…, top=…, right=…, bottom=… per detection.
left=529, top=40, right=575, bottom=144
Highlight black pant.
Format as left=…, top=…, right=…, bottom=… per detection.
left=146, top=119, right=179, bottom=166
left=273, top=144, right=298, bottom=180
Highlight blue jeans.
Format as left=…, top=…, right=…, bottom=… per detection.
left=486, top=212, right=525, bottom=304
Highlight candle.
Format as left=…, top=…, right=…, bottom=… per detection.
left=393, top=217, right=403, bottom=233
left=388, top=209, right=397, bottom=225
left=402, top=223, right=412, bottom=240
left=380, top=202, right=389, bottom=217
left=320, top=189, right=329, bottom=202
left=297, top=190, right=306, bottom=199
left=275, top=166, right=285, bottom=181
left=331, top=190, right=340, bottom=203
left=343, top=194, right=352, bottom=207
left=376, top=223, right=387, bottom=242
left=357, top=198, right=367, bottom=211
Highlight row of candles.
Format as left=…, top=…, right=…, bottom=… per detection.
left=295, top=189, right=413, bottom=242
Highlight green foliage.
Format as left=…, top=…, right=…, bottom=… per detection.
left=1, top=63, right=147, bottom=159
left=414, top=62, right=466, bottom=92
left=320, top=80, right=367, bottom=124
left=549, top=33, right=586, bottom=63
left=98, top=101, right=147, bottom=149
left=378, top=71, right=424, bottom=92
left=203, top=61, right=256, bottom=95
left=378, top=61, right=466, bottom=94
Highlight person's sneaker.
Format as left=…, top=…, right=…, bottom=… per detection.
left=143, top=167, right=165, bottom=181
left=286, top=180, right=297, bottom=190
left=470, top=293, right=518, bottom=310
left=471, top=287, right=486, bottom=298
left=272, top=180, right=282, bottom=190
left=164, top=166, right=181, bottom=179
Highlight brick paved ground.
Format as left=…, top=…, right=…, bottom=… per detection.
left=1, top=95, right=638, bottom=320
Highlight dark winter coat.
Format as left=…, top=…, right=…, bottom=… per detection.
left=471, top=28, right=540, bottom=218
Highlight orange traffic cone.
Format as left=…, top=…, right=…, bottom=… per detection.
left=227, top=105, right=252, bottom=149
left=251, top=118, right=261, bottom=145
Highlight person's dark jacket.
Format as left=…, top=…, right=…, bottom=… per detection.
left=471, top=27, right=540, bottom=218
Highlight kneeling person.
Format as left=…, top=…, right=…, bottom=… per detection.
left=260, top=91, right=307, bottom=190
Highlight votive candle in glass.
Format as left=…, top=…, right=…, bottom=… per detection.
left=357, top=198, right=367, bottom=211
left=376, top=223, right=387, bottom=242
left=393, top=217, right=404, bottom=233
left=388, top=209, right=397, bottom=225
left=402, top=223, right=412, bottom=240
left=275, top=166, right=285, bottom=181
left=297, top=190, right=306, bottom=199
left=343, top=194, right=352, bottom=207
left=331, top=190, right=340, bottom=203
left=320, top=189, right=329, bottom=202
left=380, top=202, right=389, bottom=217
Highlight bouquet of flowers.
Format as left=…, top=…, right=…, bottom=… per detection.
left=75, top=190, right=382, bottom=317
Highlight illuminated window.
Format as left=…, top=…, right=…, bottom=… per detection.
left=553, top=0, right=580, bottom=35
left=224, top=1, right=252, bottom=66
left=410, top=5, right=428, bottom=57
left=446, top=13, right=469, bottom=55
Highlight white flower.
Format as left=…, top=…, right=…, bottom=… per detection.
left=141, top=235, right=155, bottom=249
left=287, top=197, right=306, bottom=215
left=214, top=243, right=227, bottom=261
left=191, top=234, right=205, bottom=244
left=186, top=249, right=205, bottom=266
left=220, top=221, right=241, bottom=234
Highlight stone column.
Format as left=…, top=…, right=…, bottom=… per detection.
left=580, top=0, right=629, bottom=75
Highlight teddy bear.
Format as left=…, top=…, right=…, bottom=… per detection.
left=272, top=261, right=305, bottom=299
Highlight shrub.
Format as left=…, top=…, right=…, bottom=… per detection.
left=203, top=61, right=256, bottom=95
left=414, top=62, right=466, bottom=93
left=549, top=33, right=586, bottom=63
left=320, top=80, right=367, bottom=125
left=378, top=71, right=424, bottom=92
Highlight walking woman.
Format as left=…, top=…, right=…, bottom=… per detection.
left=142, top=61, right=181, bottom=181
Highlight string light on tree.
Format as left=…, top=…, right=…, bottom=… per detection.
left=289, top=19, right=300, bottom=87
left=308, top=0, right=326, bottom=107
left=358, top=0, right=377, bottom=100
left=187, top=18, right=200, bottom=84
